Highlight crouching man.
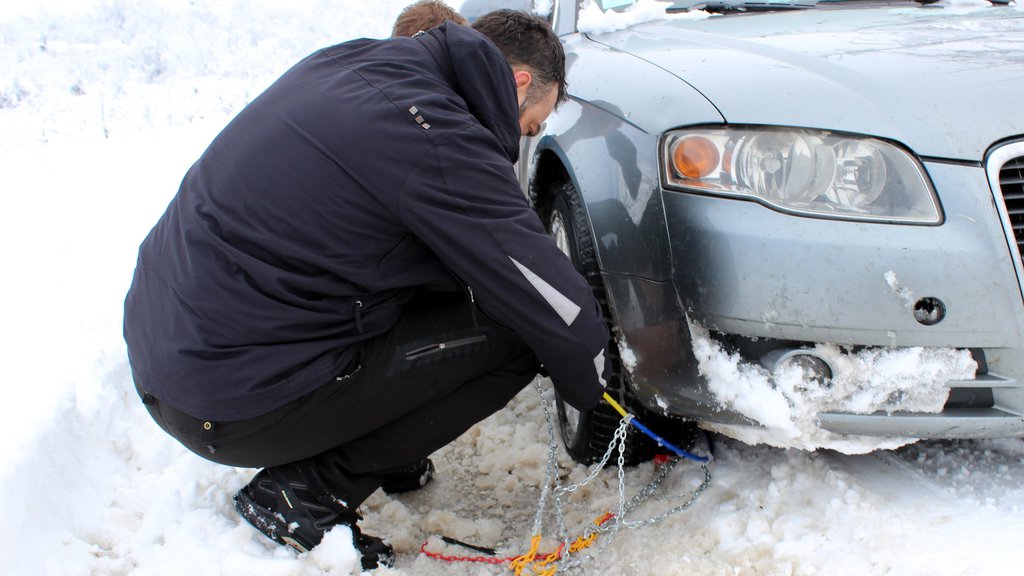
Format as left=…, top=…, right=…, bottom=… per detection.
left=123, top=10, right=609, bottom=570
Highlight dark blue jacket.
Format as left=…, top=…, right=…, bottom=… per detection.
left=124, top=24, right=609, bottom=421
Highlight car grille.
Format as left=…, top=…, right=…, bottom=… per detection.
left=1001, top=154, right=1024, bottom=254
left=989, top=140, right=1024, bottom=262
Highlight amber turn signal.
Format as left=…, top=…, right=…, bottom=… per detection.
left=671, top=136, right=720, bottom=179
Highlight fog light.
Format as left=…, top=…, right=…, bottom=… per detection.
left=761, top=349, right=833, bottom=387
left=787, top=354, right=832, bottom=386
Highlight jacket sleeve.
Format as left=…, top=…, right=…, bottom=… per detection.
left=397, top=124, right=610, bottom=411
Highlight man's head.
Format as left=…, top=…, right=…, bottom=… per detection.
left=392, top=0, right=467, bottom=38
left=471, top=10, right=567, bottom=137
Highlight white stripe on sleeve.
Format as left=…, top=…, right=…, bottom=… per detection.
left=509, top=256, right=582, bottom=327
left=594, top=349, right=608, bottom=388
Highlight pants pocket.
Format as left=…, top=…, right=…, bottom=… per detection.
left=389, top=328, right=493, bottom=376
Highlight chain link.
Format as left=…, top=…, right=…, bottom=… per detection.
left=530, top=381, right=713, bottom=574
left=424, top=382, right=713, bottom=574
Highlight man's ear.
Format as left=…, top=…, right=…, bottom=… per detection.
left=513, top=69, right=533, bottom=91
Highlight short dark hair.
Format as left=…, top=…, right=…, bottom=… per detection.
left=471, top=10, right=567, bottom=104
left=392, top=1, right=467, bottom=38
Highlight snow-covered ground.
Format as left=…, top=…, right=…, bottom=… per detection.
left=2, top=1, right=1023, bottom=574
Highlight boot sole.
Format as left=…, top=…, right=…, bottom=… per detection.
left=234, top=488, right=312, bottom=553
left=234, top=482, right=394, bottom=569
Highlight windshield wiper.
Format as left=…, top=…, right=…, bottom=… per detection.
left=671, top=0, right=816, bottom=13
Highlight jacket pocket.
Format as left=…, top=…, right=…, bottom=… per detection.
left=404, top=334, right=489, bottom=360
left=388, top=328, right=494, bottom=377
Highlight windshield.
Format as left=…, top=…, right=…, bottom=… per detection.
left=580, top=0, right=944, bottom=35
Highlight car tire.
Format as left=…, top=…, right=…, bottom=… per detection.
left=543, top=181, right=658, bottom=466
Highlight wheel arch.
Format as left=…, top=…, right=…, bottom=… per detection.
left=528, top=131, right=670, bottom=282
left=528, top=144, right=574, bottom=214
left=526, top=134, right=708, bottom=423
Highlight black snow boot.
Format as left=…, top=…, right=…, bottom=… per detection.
left=234, top=462, right=394, bottom=570
left=381, top=458, right=435, bottom=494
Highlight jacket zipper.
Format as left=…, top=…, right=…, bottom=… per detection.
left=404, top=334, right=489, bottom=361
left=465, top=285, right=479, bottom=329
left=354, top=299, right=364, bottom=333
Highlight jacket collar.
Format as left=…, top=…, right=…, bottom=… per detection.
left=418, top=23, right=521, bottom=163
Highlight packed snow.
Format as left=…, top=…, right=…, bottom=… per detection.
left=689, top=320, right=979, bottom=453
left=2, top=1, right=1023, bottom=575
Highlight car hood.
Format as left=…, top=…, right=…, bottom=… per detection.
left=589, top=4, right=1024, bottom=161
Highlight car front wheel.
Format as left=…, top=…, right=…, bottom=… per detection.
left=544, top=181, right=657, bottom=466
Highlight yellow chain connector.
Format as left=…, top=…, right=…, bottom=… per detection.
left=569, top=512, right=614, bottom=554
left=532, top=545, right=563, bottom=576
left=567, top=532, right=598, bottom=554
left=509, top=534, right=543, bottom=575
left=509, top=512, right=617, bottom=575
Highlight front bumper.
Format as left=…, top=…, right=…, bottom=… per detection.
left=605, top=156, right=1024, bottom=440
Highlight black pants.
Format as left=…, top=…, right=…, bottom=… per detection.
left=139, top=291, right=538, bottom=508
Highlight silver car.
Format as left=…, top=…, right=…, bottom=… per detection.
left=481, top=0, right=1024, bottom=461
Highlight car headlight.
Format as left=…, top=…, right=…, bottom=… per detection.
left=661, top=127, right=942, bottom=224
